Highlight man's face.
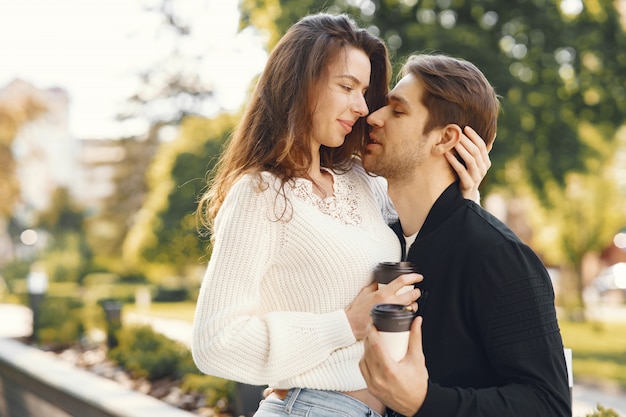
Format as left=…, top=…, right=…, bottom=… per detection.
left=362, top=73, right=435, bottom=182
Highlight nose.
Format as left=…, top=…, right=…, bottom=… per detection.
left=352, top=94, right=369, bottom=117
left=366, top=107, right=384, bottom=127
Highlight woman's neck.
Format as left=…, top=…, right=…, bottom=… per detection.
left=307, top=148, right=334, bottom=198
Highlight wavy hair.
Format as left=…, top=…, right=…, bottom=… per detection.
left=198, top=13, right=390, bottom=229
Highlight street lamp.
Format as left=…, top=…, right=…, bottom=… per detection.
left=101, top=299, right=123, bottom=349
left=26, top=266, right=48, bottom=344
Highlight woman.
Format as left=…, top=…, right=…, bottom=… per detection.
left=192, top=13, right=489, bottom=417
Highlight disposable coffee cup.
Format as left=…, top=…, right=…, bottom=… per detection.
left=374, top=261, right=417, bottom=294
left=370, top=304, right=417, bottom=361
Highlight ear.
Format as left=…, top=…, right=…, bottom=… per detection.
left=432, top=124, right=462, bottom=156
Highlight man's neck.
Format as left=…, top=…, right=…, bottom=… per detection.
left=388, top=169, right=455, bottom=237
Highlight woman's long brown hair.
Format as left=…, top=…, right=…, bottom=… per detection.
left=198, top=13, right=390, bottom=230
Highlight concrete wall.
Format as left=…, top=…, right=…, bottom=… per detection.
left=0, top=338, right=195, bottom=417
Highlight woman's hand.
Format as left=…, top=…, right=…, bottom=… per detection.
left=345, top=273, right=423, bottom=340
left=446, top=126, right=492, bottom=203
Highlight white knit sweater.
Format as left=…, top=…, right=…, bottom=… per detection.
left=191, top=163, right=401, bottom=391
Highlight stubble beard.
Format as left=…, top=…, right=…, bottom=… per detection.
left=363, top=142, right=426, bottom=184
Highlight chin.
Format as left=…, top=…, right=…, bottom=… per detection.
left=361, top=156, right=374, bottom=171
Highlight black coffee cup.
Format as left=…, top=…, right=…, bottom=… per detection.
left=370, top=303, right=417, bottom=332
left=370, top=304, right=418, bottom=361
left=374, top=261, right=417, bottom=294
left=374, top=261, right=416, bottom=285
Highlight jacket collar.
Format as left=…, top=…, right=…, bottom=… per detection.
left=416, top=181, right=465, bottom=240
left=391, top=181, right=465, bottom=259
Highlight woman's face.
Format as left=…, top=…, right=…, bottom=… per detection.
left=309, top=47, right=371, bottom=152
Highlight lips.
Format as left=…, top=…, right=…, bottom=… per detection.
left=368, top=133, right=381, bottom=145
left=339, top=119, right=355, bottom=134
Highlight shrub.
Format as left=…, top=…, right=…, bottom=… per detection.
left=0, top=259, right=30, bottom=292
left=36, top=296, right=85, bottom=349
left=108, top=325, right=191, bottom=381
left=181, top=374, right=235, bottom=408
left=586, top=404, right=622, bottom=417
left=153, top=286, right=189, bottom=302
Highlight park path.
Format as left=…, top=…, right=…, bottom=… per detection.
left=2, top=303, right=625, bottom=416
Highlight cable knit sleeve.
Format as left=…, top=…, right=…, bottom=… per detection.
left=191, top=175, right=356, bottom=386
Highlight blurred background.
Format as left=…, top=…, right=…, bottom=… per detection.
left=0, top=0, right=625, bottom=416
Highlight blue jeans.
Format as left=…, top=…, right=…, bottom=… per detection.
left=253, top=388, right=385, bottom=417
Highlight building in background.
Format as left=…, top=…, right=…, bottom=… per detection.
left=0, top=79, right=156, bottom=264
left=4, top=79, right=77, bottom=221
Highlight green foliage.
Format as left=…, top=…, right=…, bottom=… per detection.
left=585, top=404, right=622, bottom=417
left=181, top=374, right=235, bottom=408
left=244, top=0, right=626, bottom=203
left=82, top=134, right=160, bottom=264
left=0, top=88, right=48, bottom=219
left=123, top=301, right=197, bottom=322
left=35, top=187, right=85, bottom=233
left=560, top=320, right=626, bottom=389
left=239, top=1, right=626, bottom=308
left=122, top=114, right=236, bottom=278
left=239, top=0, right=282, bottom=48
left=501, top=125, right=626, bottom=308
left=41, top=233, right=92, bottom=283
left=0, top=258, right=30, bottom=292
left=153, top=285, right=189, bottom=302
left=118, top=271, right=148, bottom=284
left=36, top=296, right=85, bottom=348
left=108, top=325, right=193, bottom=381
left=31, top=186, right=94, bottom=284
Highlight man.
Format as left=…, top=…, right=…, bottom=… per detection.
left=359, top=54, right=571, bottom=416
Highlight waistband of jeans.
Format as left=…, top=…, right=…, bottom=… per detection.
left=284, top=388, right=383, bottom=417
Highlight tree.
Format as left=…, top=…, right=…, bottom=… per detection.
left=0, top=81, right=48, bottom=219
left=118, top=0, right=214, bottom=128
left=531, top=124, right=626, bottom=312
left=118, top=0, right=625, bottom=304
left=82, top=129, right=160, bottom=264
left=33, top=187, right=93, bottom=283
left=238, top=0, right=626, bottom=312
left=241, top=0, right=626, bottom=202
left=122, top=114, right=236, bottom=283
left=119, top=0, right=265, bottom=131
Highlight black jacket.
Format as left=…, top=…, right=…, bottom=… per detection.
left=391, top=182, right=571, bottom=417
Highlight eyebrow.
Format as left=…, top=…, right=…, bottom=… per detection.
left=387, top=93, right=409, bottom=107
left=334, top=74, right=368, bottom=87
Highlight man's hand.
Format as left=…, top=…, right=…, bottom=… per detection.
left=360, top=316, right=429, bottom=416
left=447, top=126, right=491, bottom=203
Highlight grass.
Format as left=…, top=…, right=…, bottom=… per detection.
left=123, top=301, right=197, bottom=322
left=122, top=301, right=626, bottom=390
left=560, top=320, right=626, bottom=389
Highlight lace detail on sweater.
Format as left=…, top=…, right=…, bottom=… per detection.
left=291, top=169, right=362, bottom=225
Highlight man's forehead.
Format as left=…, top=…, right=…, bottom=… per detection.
left=388, top=74, right=420, bottom=106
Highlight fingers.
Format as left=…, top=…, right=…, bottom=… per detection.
left=360, top=324, right=390, bottom=390
left=464, top=125, right=492, bottom=155
left=387, top=273, right=422, bottom=302
left=448, top=126, right=491, bottom=202
left=406, top=316, right=425, bottom=362
left=392, top=273, right=423, bottom=288
left=462, top=126, right=491, bottom=172
left=454, top=136, right=485, bottom=181
left=445, top=151, right=471, bottom=185
left=359, top=325, right=376, bottom=383
left=364, top=281, right=379, bottom=293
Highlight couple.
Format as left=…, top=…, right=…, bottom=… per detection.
left=191, top=12, right=571, bottom=417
